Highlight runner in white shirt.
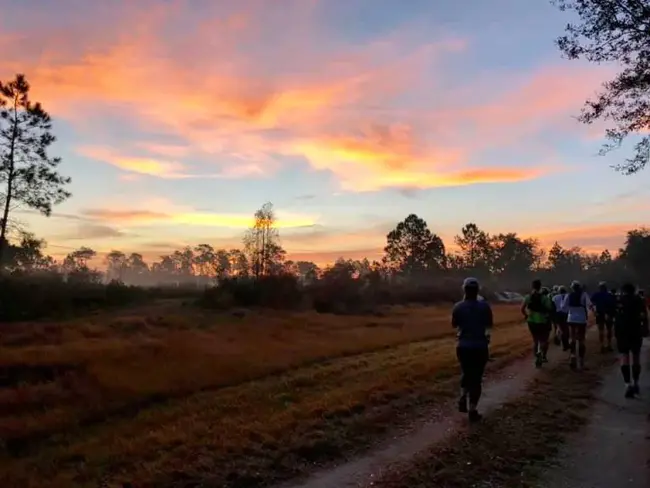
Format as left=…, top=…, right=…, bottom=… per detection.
left=561, top=280, right=591, bottom=370
left=552, top=286, right=570, bottom=351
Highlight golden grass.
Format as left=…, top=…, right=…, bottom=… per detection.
left=0, top=301, right=529, bottom=488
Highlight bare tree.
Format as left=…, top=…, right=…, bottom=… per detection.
left=244, top=202, right=285, bottom=278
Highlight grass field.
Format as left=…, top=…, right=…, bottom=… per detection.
left=0, top=300, right=530, bottom=487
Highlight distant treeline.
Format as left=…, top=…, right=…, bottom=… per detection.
left=1, top=207, right=648, bottom=321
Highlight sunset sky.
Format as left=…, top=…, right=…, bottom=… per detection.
left=2, top=0, right=649, bottom=266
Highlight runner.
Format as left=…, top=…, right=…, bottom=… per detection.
left=452, top=277, right=492, bottom=423
left=552, top=285, right=570, bottom=351
left=563, top=280, right=591, bottom=371
left=550, top=286, right=563, bottom=345
left=522, top=279, right=553, bottom=368
left=542, top=287, right=559, bottom=347
left=615, top=283, right=646, bottom=398
left=638, top=289, right=649, bottom=338
left=591, top=282, right=617, bottom=353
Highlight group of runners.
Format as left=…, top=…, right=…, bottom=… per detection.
left=452, top=277, right=649, bottom=423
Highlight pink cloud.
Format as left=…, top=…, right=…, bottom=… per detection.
left=0, top=2, right=610, bottom=192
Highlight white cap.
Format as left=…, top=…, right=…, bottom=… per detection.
left=571, top=280, right=581, bottom=288
left=462, top=277, right=480, bottom=288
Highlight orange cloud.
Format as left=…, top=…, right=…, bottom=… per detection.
left=77, top=146, right=188, bottom=178
left=0, top=2, right=540, bottom=192
left=82, top=206, right=317, bottom=229
left=526, top=223, right=638, bottom=253
left=0, top=2, right=610, bottom=195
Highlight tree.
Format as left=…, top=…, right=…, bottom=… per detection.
left=619, top=227, right=650, bottom=284
left=553, top=0, right=650, bottom=174
left=214, top=249, right=231, bottom=279
left=491, top=233, right=540, bottom=285
left=0, top=74, right=71, bottom=270
left=454, top=223, right=495, bottom=275
left=383, top=214, right=446, bottom=275
left=105, top=250, right=127, bottom=281
left=194, top=244, right=217, bottom=277
left=295, top=260, right=320, bottom=284
left=63, top=246, right=96, bottom=272
left=243, top=202, right=284, bottom=278
left=12, top=231, right=52, bottom=271
left=229, top=249, right=250, bottom=277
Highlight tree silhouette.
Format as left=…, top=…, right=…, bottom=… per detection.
left=454, top=223, right=494, bottom=275
left=0, top=74, right=71, bottom=270
left=105, top=250, right=128, bottom=281
left=383, top=214, right=446, bottom=275
left=244, top=202, right=285, bottom=278
left=553, top=0, right=650, bottom=173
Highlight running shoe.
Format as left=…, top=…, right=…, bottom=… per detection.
left=535, top=352, right=543, bottom=368
left=468, top=410, right=482, bottom=423
left=458, top=395, right=468, bottom=413
left=625, top=385, right=635, bottom=398
left=632, top=384, right=640, bottom=395
left=569, top=356, right=577, bottom=371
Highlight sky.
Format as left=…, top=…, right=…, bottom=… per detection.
left=1, top=0, right=649, bottom=266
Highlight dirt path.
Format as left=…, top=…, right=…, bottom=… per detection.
left=541, top=344, right=650, bottom=488
left=280, top=345, right=559, bottom=488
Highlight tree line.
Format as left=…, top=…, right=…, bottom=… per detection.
left=3, top=209, right=649, bottom=294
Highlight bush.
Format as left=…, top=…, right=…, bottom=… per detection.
left=198, top=274, right=303, bottom=310
left=0, top=274, right=150, bottom=322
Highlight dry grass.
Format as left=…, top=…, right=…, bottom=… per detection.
left=375, top=338, right=615, bottom=488
left=0, top=301, right=528, bottom=487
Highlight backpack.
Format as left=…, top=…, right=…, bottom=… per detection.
left=528, top=292, right=546, bottom=313
left=568, top=291, right=583, bottom=308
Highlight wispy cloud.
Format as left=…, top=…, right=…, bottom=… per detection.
left=81, top=205, right=317, bottom=229
left=0, top=1, right=596, bottom=192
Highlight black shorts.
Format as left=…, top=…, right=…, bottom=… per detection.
left=596, top=312, right=614, bottom=329
left=456, top=346, right=489, bottom=390
left=617, top=336, right=642, bottom=355
left=528, top=322, right=551, bottom=341
left=554, top=311, right=568, bottom=326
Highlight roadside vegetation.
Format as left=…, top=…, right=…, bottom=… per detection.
left=0, top=302, right=530, bottom=488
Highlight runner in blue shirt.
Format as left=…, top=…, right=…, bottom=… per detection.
left=591, top=282, right=617, bottom=353
left=452, top=277, right=492, bottom=423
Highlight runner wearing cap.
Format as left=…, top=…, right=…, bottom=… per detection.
left=452, top=277, right=492, bottom=423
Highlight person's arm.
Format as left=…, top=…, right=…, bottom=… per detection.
left=521, top=296, right=528, bottom=319
left=452, top=304, right=459, bottom=329
left=485, top=303, right=493, bottom=340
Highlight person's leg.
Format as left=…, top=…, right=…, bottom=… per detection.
left=618, top=338, right=634, bottom=397
left=541, top=323, right=551, bottom=361
left=560, top=315, right=570, bottom=351
left=456, top=347, right=469, bottom=412
left=631, top=341, right=642, bottom=394
left=569, top=323, right=578, bottom=369
left=577, top=324, right=587, bottom=369
left=551, top=314, right=558, bottom=345
left=605, top=316, right=614, bottom=351
left=597, top=313, right=606, bottom=352
left=468, top=347, right=489, bottom=422
left=528, top=323, right=541, bottom=365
